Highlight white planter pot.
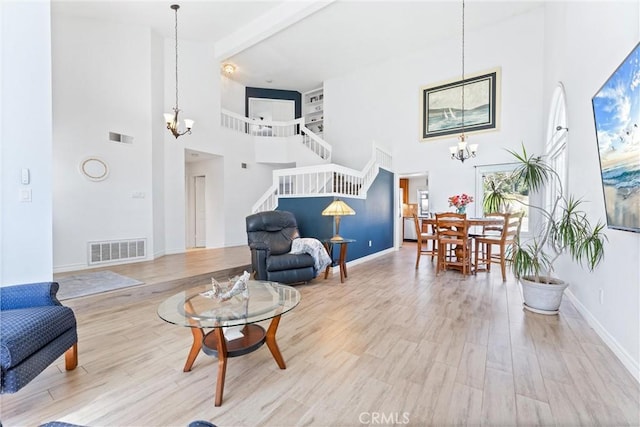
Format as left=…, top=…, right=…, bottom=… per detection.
left=520, top=276, right=569, bottom=315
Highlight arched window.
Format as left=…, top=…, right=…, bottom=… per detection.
left=546, top=83, right=568, bottom=214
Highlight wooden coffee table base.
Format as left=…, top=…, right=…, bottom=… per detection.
left=183, top=327, right=204, bottom=372
left=196, top=314, right=285, bottom=406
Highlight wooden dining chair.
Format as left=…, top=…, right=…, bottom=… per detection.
left=435, top=212, right=472, bottom=275
left=474, top=212, right=522, bottom=281
left=412, top=213, right=437, bottom=269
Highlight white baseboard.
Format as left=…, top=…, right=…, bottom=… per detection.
left=53, top=263, right=90, bottom=274
left=325, top=247, right=395, bottom=276
left=564, top=289, right=640, bottom=384
left=53, top=254, right=154, bottom=274
left=164, top=247, right=186, bottom=255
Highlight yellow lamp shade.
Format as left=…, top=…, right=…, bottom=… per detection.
left=322, top=199, right=355, bottom=240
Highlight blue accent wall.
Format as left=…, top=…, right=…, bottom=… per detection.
left=245, top=87, right=302, bottom=118
left=278, top=169, right=395, bottom=263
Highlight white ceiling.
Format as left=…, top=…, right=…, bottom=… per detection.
left=52, top=0, right=543, bottom=93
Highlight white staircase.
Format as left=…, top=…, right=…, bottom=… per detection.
left=220, top=109, right=392, bottom=213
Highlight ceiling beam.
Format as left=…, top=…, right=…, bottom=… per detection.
left=214, top=0, right=335, bottom=61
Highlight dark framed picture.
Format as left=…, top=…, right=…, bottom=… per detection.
left=420, top=68, right=500, bottom=140
left=592, top=41, right=640, bottom=233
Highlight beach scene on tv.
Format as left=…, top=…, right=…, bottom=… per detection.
left=592, top=42, right=640, bottom=232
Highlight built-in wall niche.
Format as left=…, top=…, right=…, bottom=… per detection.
left=303, top=87, right=323, bottom=135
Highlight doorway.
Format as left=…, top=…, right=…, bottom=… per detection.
left=194, top=175, right=206, bottom=248
left=248, top=98, right=295, bottom=122
left=248, top=98, right=295, bottom=135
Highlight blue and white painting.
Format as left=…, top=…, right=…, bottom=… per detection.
left=427, top=80, right=491, bottom=132
left=421, top=70, right=498, bottom=140
left=592, top=42, right=640, bottom=232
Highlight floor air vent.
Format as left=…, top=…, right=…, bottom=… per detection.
left=88, top=238, right=146, bottom=265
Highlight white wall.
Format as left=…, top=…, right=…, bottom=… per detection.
left=325, top=7, right=546, bottom=218
left=51, top=17, right=154, bottom=271
left=221, top=75, right=247, bottom=115
left=151, top=30, right=166, bottom=258
left=48, top=16, right=279, bottom=266
left=544, top=1, right=640, bottom=379
left=222, top=131, right=278, bottom=246
left=1, top=1, right=54, bottom=285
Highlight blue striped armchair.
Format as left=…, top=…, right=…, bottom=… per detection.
left=0, top=282, right=78, bottom=393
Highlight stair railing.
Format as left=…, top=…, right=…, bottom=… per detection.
left=300, top=125, right=332, bottom=160
left=220, top=109, right=332, bottom=161
left=251, top=144, right=392, bottom=213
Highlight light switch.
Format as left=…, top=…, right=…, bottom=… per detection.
left=21, top=168, right=30, bottom=185
left=19, top=188, right=32, bottom=202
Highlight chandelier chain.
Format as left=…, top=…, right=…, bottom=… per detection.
left=174, top=5, right=179, bottom=110
left=461, top=0, right=465, bottom=133
left=450, top=0, right=475, bottom=162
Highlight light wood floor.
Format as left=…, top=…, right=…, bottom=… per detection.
left=2, top=243, right=639, bottom=426
left=53, top=246, right=252, bottom=288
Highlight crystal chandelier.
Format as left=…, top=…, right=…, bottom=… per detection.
left=164, top=4, right=194, bottom=139
left=449, top=0, right=478, bottom=163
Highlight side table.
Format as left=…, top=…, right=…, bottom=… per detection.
left=322, top=238, right=355, bottom=283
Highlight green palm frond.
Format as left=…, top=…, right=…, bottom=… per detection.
left=503, top=144, right=607, bottom=281
left=506, top=143, right=554, bottom=193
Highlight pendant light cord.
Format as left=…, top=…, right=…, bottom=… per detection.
left=461, top=0, right=465, bottom=134
left=174, top=5, right=179, bottom=110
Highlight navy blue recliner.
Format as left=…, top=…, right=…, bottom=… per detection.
left=1, top=282, right=78, bottom=393
left=246, top=211, right=316, bottom=284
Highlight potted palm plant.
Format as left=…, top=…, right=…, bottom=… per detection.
left=484, top=144, right=607, bottom=314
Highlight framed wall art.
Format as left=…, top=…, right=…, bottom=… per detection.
left=592, top=42, right=639, bottom=233
left=420, top=67, right=500, bottom=140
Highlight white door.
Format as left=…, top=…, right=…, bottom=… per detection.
left=194, top=176, right=206, bottom=247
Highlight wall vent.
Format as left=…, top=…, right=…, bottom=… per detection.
left=108, top=131, right=134, bottom=144
left=88, top=238, right=146, bottom=265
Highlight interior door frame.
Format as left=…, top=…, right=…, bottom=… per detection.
left=194, top=175, right=206, bottom=248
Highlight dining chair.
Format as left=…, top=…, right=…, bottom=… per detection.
left=412, top=213, right=437, bottom=269
left=474, top=212, right=523, bottom=281
left=435, top=212, right=472, bottom=275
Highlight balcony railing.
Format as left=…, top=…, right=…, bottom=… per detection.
left=220, top=109, right=332, bottom=161
left=252, top=144, right=392, bottom=213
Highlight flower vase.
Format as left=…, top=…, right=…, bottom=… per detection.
left=456, top=206, right=466, bottom=214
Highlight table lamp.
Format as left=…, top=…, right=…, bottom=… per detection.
left=322, top=199, right=355, bottom=241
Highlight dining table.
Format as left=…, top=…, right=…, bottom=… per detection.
left=419, top=215, right=505, bottom=273
left=419, top=215, right=504, bottom=232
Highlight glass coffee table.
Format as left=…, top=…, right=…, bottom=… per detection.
left=157, top=280, right=300, bottom=406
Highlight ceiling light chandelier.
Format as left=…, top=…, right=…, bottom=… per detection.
left=222, top=63, right=236, bottom=75
left=449, top=0, right=478, bottom=163
left=164, top=4, right=194, bottom=139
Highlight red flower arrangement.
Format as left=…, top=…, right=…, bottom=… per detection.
left=448, top=193, right=474, bottom=209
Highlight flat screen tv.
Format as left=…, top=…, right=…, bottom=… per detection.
left=592, top=41, right=640, bottom=233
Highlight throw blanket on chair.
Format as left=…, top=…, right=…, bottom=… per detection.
left=290, top=238, right=332, bottom=274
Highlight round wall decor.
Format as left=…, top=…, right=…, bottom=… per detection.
left=80, top=157, right=109, bottom=181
